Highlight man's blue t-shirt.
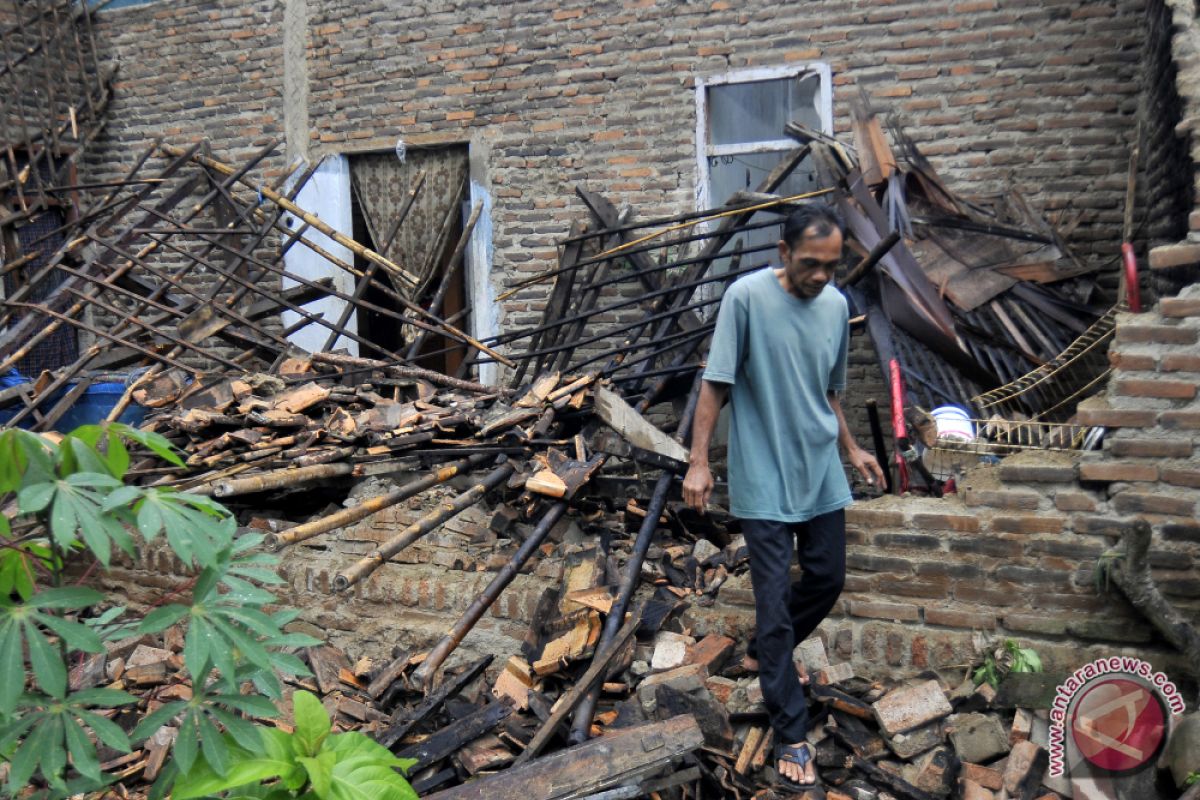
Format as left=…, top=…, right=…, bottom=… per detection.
left=702, top=268, right=851, bottom=522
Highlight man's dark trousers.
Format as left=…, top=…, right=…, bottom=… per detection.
left=742, top=509, right=846, bottom=744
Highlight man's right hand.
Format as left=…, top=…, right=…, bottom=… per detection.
left=682, top=463, right=714, bottom=512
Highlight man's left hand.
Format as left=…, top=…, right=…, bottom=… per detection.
left=848, top=447, right=885, bottom=489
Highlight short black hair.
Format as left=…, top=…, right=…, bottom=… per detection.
left=781, top=204, right=846, bottom=249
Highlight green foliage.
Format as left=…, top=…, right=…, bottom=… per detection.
left=973, top=637, right=1044, bottom=689
left=1185, top=771, right=1200, bottom=787
left=172, top=691, right=418, bottom=800
left=0, top=423, right=321, bottom=796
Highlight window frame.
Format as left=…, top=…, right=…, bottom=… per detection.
left=693, top=62, right=834, bottom=212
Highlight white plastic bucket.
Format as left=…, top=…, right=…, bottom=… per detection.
left=931, top=405, right=974, bottom=442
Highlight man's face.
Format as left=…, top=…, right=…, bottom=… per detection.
left=778, top=227, right=843, bottom=299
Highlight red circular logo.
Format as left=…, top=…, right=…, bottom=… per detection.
left=1070, top=678, right=1167, bottom=773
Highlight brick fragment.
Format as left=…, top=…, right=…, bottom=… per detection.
left=1011, top=707, right=1033, bottom=746
left=961, top=761, right=1004, bottom=790
left=1003, top=739, right=1048, bottom=794
left=948, top=712, right=1010, bottom=763
left=990, top=515, right=1067, bottom=534
left=873, top=679, right=953, bottom=736
left=1054, top=490, right=1097, bottom=512
left=959, top=779, right=995, bottom=800
left=686, top=634, right=735, bottom=674
left=1108, top=350, right=1157, bottom=371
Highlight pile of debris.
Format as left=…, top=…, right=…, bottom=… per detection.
left=81, top=604, right=1069, bottom=800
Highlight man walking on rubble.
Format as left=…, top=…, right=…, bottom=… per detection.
left=683, top=204, right=884, bottom=791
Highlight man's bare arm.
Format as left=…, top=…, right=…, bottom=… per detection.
left=828, top=390, right=885, bottom=488
left=682, top=380, right=728, bottom=511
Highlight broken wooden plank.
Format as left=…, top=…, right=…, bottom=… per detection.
left=424, top=715, right=704, bottom=800
left=395, top=700, right=511, bottom=769
left=377, top=655, right=493, bottom=749
left=593, top=385, right=689, bottom=464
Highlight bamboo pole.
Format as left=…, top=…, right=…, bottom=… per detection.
left=269, top=453, right=493, bottom=549
left=333, top=460, right=515, bottom=591
left=210, top=462, right=355, bottom=498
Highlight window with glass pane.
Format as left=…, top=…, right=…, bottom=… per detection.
left=698, top=68, right=829, bottom=281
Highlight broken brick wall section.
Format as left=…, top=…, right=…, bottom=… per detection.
left=1144, top=0, right=1200, bottom=292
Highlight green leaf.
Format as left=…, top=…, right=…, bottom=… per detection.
left=172, top=738, right=295, bottom=800
left=26, top=624, right=67, bottom=698
left=175, top=713, right=200, bottom=776
left=211, top=694, right=279, bottom=719
left=0, top=620, right=24, bottom=714
left=113, top=424, right=185, bottom=467
left=292, top=690, right=330, bottom=757
left=76, top=708, right=134, bottom=754
left=298, top=750, right=336, bottom=798
left=18, top=482, right=56, bottom=514
left=0, top=547, right=37, bottom=602
left=192, top=566, right=221, bottom=603
left=130, top=700, right=186, bottom=742
left=63, top=714, right=102, bottom=782
left=139, top=604, right=189, bottom=634
left=70, top=687, right=137, bottom=707
left=198, top=711, right=231, bottom=777
left=210, top=707, right=266, bottom=753
left=8, top=710, right=53, bottom=789
left=104, top=430, right=130, bottom=479
left=136, top=499, right=165, bottom=542
left=183, top=616, right=214, bottom=683
left=100, top=485, right=143, bottom=512
left=30, top=587, right=104, bottom=610
left=0, top=712, right=39, bottom=751
left=325, top=750, right=419, bottom=800
left=37, top=613, right=104, bottom=653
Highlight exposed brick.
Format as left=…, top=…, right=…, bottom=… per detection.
left=1107, top=438, right=1194, bottom=458
left=1003, top=613, right=1069, bottom=635
left=911, top=513, right=982, bottom=532
left=963, top=489, right=1041, bottom=511
left=1161, top=467, right=1200, bottom=488
left=924, top=608, right=997, bottom=629
left=1075, top=406, right=1159, bottom=428
left=848, top=600, right=922, bottom=622
left=960, top=761, right=1004, bottom=791
left=1160, top=410, right=1200, bottom=430
left=1111, top=491, right=1197, bottom=517
left=1114, top=323, right=1198, bottom=346
left=847, top=508, right=907, bottom=527
left=948, top=537, right=1023, bottom=558
left=1054, top=491, right=1098, bottom=512
left=873, top=680, right=953, bottom=736
left=1113, top=378, right=1197, bottom=400
left=1108, top=350, right=1157, bottom=371
left=1162, top=521, right=1200, bottom=543
left=1160, top=296, right=1200, bottom=317
left=874, top=533, right=943, bottom=550
left=996, top=463, right=1077, bottom=483
left=1148, top=242, right=1200, bottom=269
left=1078, top=461, right=1160, bottom=482
left=990, top=515, right=1068, bottom=535
left=1161, top=353, right=1200, bottom=372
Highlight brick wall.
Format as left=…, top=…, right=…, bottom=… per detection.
left=82, top=0, right=1149, bottom=439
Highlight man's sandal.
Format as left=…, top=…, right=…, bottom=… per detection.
left=775, top=741, right=819, bottom=791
